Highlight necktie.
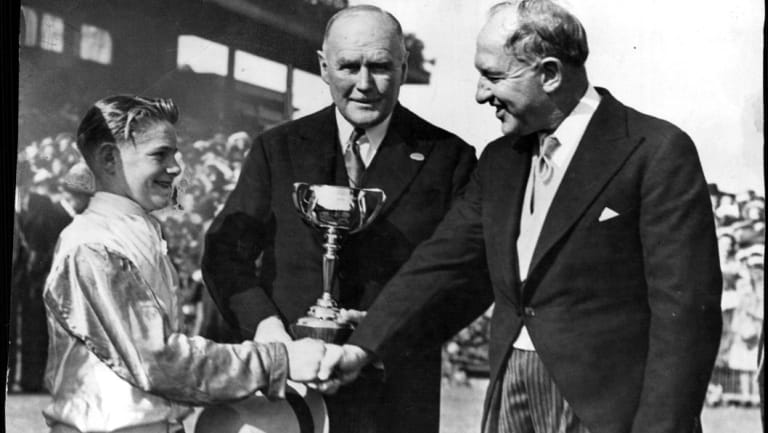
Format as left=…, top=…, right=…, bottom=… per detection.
left=529, top=134, right=561, bottom=213
left=344, top=128, right=367, bottom=188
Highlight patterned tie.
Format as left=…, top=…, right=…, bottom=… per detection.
left=529, top=134, right=561, bottom=213
left=344, top=128, right=367, bottom=188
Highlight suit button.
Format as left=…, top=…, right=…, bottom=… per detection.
left=524, top=307, right=535, bottom=317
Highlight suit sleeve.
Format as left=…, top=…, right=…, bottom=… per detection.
left=349, top=160, right=494, bottom=357
left=630, top=131, right=722, bottom=433
left=202, top=136, right=280, bottom=338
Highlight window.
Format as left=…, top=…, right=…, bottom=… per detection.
left=40, top=13, right=64, bottom=52
left=177, top=35, right=228, bottom=76
left=234, top=50, right=288, bottom=92
left=20, top=6, right=38, bottom=47
left=79, top=24, right=112, bottom=64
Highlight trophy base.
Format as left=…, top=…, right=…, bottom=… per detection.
left=290, top=319, right=353, bottom=344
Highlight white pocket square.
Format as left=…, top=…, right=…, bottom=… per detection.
left=598, top=207, right=619, bottom=222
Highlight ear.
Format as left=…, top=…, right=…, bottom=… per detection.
left=317, top=50, right=330, bottom=85
left=96, top=142, right=120, bottom=176
left=539, top=57, right=563, bottom=93
left=399, top=51, right=409, bottom=84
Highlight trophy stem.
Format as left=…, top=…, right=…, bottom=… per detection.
left=322, top=227, right=345, bottom=298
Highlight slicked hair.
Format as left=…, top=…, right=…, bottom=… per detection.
left=489, top=0, right=588, bottom=66
left=76, top=95, right=178, bottom=168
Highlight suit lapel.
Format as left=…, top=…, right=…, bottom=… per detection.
left=289, top=106, right=340, bottom=185
left=363, top=105, right=435, bottom=214
left=527, top=91, right=642, bottom=278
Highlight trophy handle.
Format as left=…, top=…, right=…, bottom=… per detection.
left=292, top=182, right=313, bottom=223
left=352, top=188, right=386, bottom=234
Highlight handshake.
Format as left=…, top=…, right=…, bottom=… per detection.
left=255, top=311, right=371, bottom=394
left=285, top=340, right=370, bottom=394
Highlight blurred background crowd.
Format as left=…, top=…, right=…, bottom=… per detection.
left=10, top=125, right=764, bottom=410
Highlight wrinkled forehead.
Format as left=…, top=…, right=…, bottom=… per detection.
left=331, top=48, right=397, bottom=65
left=325, top=12, right=404, bottom=59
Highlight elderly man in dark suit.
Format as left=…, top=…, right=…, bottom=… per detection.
left=202, top=5, right=491, bottom=433
left=332, top=1, right=723, bottom=433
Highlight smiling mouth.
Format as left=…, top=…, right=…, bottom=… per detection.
left=155, top=180, right=173, bottom=189
left=351, top=99, right=381, bottom=105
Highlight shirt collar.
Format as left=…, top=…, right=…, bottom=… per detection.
left=542, top=85, right=601, bottom=168
left=335, top=108, right=393, bottom=151
left=87, top=192, right=149, bottom=218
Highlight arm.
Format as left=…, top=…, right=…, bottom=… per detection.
left=349, top=164, right=493, bottom=360
left=201, top=136, right=280, bottom=339
left=45, top=244, right=328, bottom=405
left=46, top=244, right=287, bottom=403
left=630, top=131, right=723, bottom=433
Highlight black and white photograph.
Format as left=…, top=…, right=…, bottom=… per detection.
left=6, top=0, right=764, bottom=432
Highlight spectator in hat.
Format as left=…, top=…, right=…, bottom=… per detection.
left=727, top=247, right=763, bottom=403
left=57, top=161, right=96, bottom=216
left=717, top=193, right=741, bottom=226
left=743, top=198, right=765, bottom=222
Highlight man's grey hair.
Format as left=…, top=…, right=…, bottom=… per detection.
left=489, top=0, right=589, bottom=66
left=322, top=5, right=407, bottom=58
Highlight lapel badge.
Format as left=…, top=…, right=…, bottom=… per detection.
left=409, top=152, right=425, bottom=161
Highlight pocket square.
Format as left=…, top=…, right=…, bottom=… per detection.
left=598, top=207, right=619, bottom=222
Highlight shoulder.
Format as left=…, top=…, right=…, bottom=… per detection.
left=600, top=89, right=697, bottom=159
left=257, top=106, right=335, bottom=144
left=393, top=105, right=473, bottom=152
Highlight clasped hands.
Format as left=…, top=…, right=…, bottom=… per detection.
left=254, top=311, right=371, bottom=394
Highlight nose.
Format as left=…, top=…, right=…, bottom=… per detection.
left=355, top=66, right=374, bottom=92
left=167, top=156, right=182, bottom=178
left=475, top=78, right=492, bottom=104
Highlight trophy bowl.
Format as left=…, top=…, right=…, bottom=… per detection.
left=290, top=183, right=386, bottom=343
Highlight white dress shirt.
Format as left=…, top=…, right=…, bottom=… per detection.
left=513, top=85, right=602, bottom=351
left=335, top=109, right=393, bottom=167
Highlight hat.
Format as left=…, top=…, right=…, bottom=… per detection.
left=194, top=382, right=328, bottom=433
left=59, top=162, right=95, bottom=195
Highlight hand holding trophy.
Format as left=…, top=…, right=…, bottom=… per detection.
left=291, top=182, right=386, bottom=343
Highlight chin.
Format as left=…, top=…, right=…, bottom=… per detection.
left=344, top=107, right=386, bottom=128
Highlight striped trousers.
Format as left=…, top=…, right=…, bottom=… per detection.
left=497, top=349, right=591, bottom=433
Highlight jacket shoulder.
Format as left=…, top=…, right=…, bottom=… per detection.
left=395, top=105, right=473, bottom=152
left=256, top=106, right=335, bottom=144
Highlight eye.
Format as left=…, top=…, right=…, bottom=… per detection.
left=338, top=61, right=361, bottom=72
left=367, top=62, right=393, bottom=73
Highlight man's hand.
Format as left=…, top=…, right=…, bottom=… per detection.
left=312, top=344, right=372, bottom=395
left=285, top=339, right=341, bottom=382
left=254, top=315, right=292, bottom=344
left=337, top=309, right=367, bottom=326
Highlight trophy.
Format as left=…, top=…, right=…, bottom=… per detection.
left=290, top=182, right=386, bottom=343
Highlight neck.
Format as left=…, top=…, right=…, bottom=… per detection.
left=546, top=69, right=589, bottom=131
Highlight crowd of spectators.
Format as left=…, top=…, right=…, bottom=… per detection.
left=706, top=184, right=765, bottom=405
left=10, top=130, right=765, bottom=404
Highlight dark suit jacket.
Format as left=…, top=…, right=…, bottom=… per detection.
left=202, top=104, right=490, bottom=433
left=349, top=89, right=723, bottom=433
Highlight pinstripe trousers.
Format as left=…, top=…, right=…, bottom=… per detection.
left=497, top=349, right=591, bottom=433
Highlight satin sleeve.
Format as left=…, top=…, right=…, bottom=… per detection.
left=43, top=243, right=288, bottom=405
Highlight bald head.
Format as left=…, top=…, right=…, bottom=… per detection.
left=322, top=5, right=407, bottom=61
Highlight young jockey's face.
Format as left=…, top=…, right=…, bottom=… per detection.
left=117, top=121, right=181, bottom=211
